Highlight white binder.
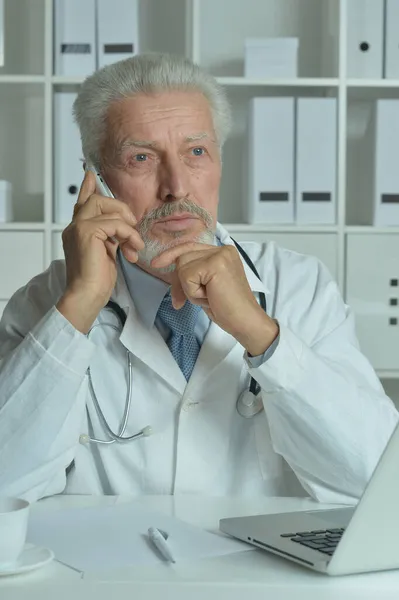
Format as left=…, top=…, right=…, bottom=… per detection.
left=0, top=181, right=12, bottom=222
left=346, top=0, right=384, bottom=78
left=373, top=100, right=399, bottom=225
left=244, top=97, right=295, bottom=224
left=54, top=0, right=96, bottom=76
left=0, top=0, right=4, bottom=67
left=97, top=0, right=139, bottom=69
left=54, top=92, right=83, bottom=223
left=295, top=98, right=337, bottom=224
left=384, top=0, right=399, bottom=79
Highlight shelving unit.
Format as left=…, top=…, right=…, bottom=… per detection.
left=1, top=0, right=399, bottom=385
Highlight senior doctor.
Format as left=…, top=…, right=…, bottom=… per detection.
left=0, top=54, right=397, bottom=504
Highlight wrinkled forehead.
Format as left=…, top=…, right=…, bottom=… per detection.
left=105, top=90, right=217, bottom=143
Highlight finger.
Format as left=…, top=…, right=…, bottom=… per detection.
left=76, top=195, right=137, bottom=226
left=151, top=243, right=215, bottom=269
left=174, top=263, right=209, bottom=308
left=119, top=241, right=139, bottom=263
left=95, top=219, right=145, bottom=251
left=85, top=212, right=142, bottom=250
left=76, top=169, right=96, bottom=207
left=78, top=218, right=144, bottom=252
left=104, top=238, right=119, bottom=261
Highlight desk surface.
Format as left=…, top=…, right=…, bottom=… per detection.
left=1, top=495, right=399, bottom=600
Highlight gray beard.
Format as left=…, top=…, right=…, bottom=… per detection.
left=136, top=199, right=216, bottom=273
left=137, top=228, right=216, bottom=273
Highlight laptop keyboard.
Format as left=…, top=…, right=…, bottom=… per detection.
left=280, top=528, right=345, bottom=556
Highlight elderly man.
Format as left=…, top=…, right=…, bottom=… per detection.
left=0, top=54, right=397, bottom=503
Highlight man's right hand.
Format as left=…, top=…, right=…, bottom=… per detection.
left=56, top=170, right=144, bottom=334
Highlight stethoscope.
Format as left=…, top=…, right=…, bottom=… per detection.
left=79, top=240, right=267, bottom=446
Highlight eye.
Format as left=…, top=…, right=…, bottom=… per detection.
left=191, top=147, right=205, bottom=156
left=134, top=153, right=148, bottom=162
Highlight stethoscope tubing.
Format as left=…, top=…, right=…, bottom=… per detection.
left=83, top=240, right=267, bottom=444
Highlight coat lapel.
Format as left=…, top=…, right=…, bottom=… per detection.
left=110, top=262, right=186, bottom=396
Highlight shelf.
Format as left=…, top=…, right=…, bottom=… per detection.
left=376, top=371, right=399, bottom=379
left=51, top=76, right=85, bottom=85
left=50, top=76, right=341, bottom=88
left=345, top=226, right=399, bottom=234
left=224, top=224, right=339, bottom=233
left=0, top=75, right=45, bottom=84
left=217, top=77, right=339, bottom=87
left=347, top=79, right=399, bottom=89
left=29, top=76, right=399, bottom=89
left=0, top=222, right=45, bottom=231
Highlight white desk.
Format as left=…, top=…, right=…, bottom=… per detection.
left=1, top=495, right=399, bottom=600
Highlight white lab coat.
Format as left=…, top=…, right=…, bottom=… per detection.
left=0, top=224, right=397, bottom=504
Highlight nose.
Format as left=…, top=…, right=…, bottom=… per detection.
left=158, top=155, right=189, bottom=203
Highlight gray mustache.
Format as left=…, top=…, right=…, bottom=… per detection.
left=138, top=199, right=213, bottom=235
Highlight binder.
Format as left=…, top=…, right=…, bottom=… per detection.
left=384, top=0, right=399, bottom=79
left=346, top=0, right=384, bottom=78
left=244, top=97, right=295, bottom=224
left=97, top=0, right=139, bottom=69
left=295, top=98, right=337, bottom=224
left=0, top=181, right=12, bottom=222
left=0, top=0, right=4, bottom=67
left=54, top=92, right=83, bottom=223
left=373, top=100, right=399, bottom=225
left=54, top=0, right=96, bottom=76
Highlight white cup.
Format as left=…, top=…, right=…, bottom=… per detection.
left=0, top=498, right=30, bottom=567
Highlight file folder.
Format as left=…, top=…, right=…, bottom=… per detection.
left=54, top=0, right=96, bottom=76
left=347, top=0, right=384, bottom=78
left=295, top=98, right=337, bottom=224
left=373, top=100, right=399, bottom=225
left=97, top=0, right=139, bottom=69
left=244, top=97, right=295, bottom=224
left=384, top=0, right=399, bottom=79
left=54, top=92, right=83, bottom=223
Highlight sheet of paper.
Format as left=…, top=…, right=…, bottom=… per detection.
left=27, top=501, right=251, bottom=572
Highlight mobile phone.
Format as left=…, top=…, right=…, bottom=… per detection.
left=85, top=162, right=115, bottom=199
left=85, top=161, right=119, bottom=245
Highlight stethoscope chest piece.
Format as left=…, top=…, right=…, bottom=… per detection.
left=236, top=390, right=264, bottom=419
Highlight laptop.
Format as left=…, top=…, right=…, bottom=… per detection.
left=220, top=420, right=399, bottom=576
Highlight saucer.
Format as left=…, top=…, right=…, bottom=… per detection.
left=0, top=543, right=54, bottom=576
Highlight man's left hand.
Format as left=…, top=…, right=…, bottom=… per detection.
left=151, top=243, right=279, bottom=356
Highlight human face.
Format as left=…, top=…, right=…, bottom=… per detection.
left=101, top=91, right=221, bottom=269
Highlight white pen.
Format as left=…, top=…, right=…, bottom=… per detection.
left=148, top=527, right=176, bottom=563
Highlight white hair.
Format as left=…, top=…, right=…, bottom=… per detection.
left=73, top=53, right=232, bottom=168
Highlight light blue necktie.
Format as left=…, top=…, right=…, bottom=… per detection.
left=157, top=294, right=201, bottom=381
